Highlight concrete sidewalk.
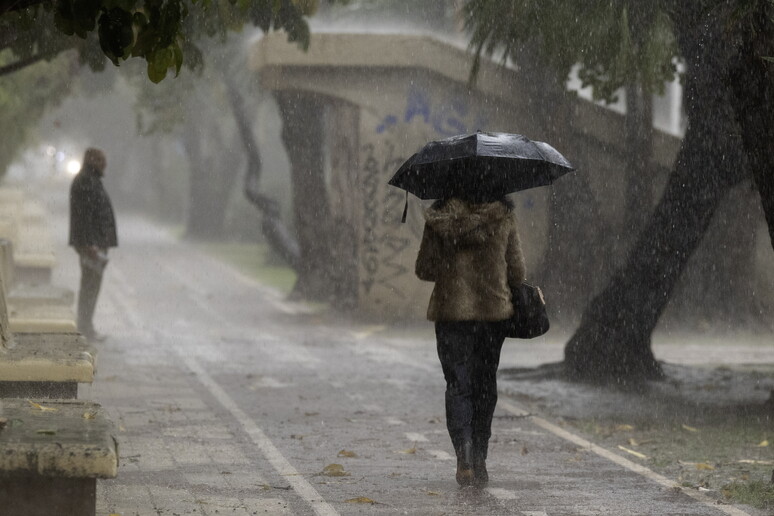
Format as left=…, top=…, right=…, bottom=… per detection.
left=46, top=214, right=771, bottom=516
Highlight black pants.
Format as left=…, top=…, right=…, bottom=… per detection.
left=435, top=320, right=507, bottom=461
left=77, top=254, right=106, bottom=334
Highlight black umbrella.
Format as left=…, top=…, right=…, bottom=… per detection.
left=389, top=132, right=574, bottom=205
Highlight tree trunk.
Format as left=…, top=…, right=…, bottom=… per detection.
left=725, top=2, right=774, bottom=254
left=223, top=77, right=301, bottom=270
left=182, top=111, right=240, bottom=240
left=623, top=83, right=654, bottom=236
left=275, top=91, right=337, bottom=302
left=564, top=5, right=750, bottom=383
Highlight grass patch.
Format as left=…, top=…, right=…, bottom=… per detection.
left=564, top=411, right=773, bottom=502
left=199, top=242, right=297, bottom=294
left=722, top=480, right=774, bottom=509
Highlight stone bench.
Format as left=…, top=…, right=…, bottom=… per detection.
left=0, top=192, right=57, bottom=284
left=0, top=268, right=93, bottom=399
left=0, top=239, right=76, bottom=333
left=12, top=225, right=56, bottom=284
left=0, top=398, right=118, bottom=516
left=8, top=305, right=78, bottom=334
left=0, top=239, right=73, bottom=305
left=0, top=333, right=94, bottom=398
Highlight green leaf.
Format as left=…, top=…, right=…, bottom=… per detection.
left=98, top=7, right=135, bottom=65
left=132, top=26, right=159, bottom=57
left=133, top=11, right=149, bottom=28
left=147, top=57, right=168, bottom=83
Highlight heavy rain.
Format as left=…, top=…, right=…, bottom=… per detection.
left=0, top=1, right=773, bottom=514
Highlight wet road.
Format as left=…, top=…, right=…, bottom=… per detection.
left=50, top=214, right=752, bottom=516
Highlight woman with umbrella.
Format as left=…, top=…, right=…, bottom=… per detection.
left=391, top=132, right=573, bottom=487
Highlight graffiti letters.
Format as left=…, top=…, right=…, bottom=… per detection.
left=376, top=86, right=488, bottom=136
left=360, top=142, right=412, bottom=298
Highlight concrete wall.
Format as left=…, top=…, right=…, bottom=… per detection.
left=250, top=32, right=773, bottom=322
left=253, top=33, right=556, bottom=319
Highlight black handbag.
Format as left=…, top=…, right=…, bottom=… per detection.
left=506, top=282, right=550, bottom=339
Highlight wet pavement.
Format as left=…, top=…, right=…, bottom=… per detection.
left=45, top=213, right=770, bottom=516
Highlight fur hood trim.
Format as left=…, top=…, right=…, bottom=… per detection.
left=424, top=198, right=511, bottom=245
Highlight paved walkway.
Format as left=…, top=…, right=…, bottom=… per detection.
left=45, top=213, right=771, bottom=516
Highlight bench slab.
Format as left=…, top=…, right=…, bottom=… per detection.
left=8, top=283, right=74, bottom=307
left=0, top=399, right=118, bottom=478
left=0, top=333, right=94, bottom=383
left=0, top=399, right=118, bottom=516
left=8, top=302, right=77, bottom=333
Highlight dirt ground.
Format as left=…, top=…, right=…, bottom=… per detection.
left=498, top=361, right=774, bottom=512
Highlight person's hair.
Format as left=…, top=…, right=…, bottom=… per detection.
left=83, top=148, right=106, bottom=172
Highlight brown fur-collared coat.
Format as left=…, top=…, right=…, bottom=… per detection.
left=415, top=198, right=526, bottom=322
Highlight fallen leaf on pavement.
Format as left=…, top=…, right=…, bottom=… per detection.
left=397, top=447, right=417, bottom=454
left=345, top=497, right=376, bottom=504
left=615, top=424, right=635, bottom=431
left=337, top=449, right=357, bottom=458
left=756, top=440, right=769, bottom=447
left=681, top=424, right=699, bottom=433
left=695, top=463, right=715, bottom=471
left=27, top=400, right=57, bottom=412
left=427, top=491, right=440, bottom=496
left=82, top=411, right=97, bottom=420
left=321, top=464, right=350, bottom=477
left=617, top=446, right=648, bottom=459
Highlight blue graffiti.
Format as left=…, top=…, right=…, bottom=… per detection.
left=404, top=89, right=431, bottom=124
left=376, top=87, right=489, bottom=136
left=376, top=115, right=398, bottom=134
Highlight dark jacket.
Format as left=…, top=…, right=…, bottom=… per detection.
left=415, top=198, right=526, bottom=322
left=69, top=166, right=118, bottom=248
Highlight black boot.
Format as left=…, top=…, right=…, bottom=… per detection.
left=455, top=441, right=474, bottom=486
left=471, top=440, right=488, bottom=487
left=472, top=459, right=488, bottom=487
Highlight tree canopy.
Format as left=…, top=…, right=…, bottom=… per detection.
left=464, top=0, right=679, bottom=102
left=1, top=0, right=334, bottom=82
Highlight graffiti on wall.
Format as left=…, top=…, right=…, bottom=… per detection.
left=376, top=87, right=488, bottom=137
left=361, top=86, right=490, bottom=313
left=361, top=141, right=412, bottom=297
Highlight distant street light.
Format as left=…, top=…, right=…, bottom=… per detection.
left=67, top=160, right=81, bottom=175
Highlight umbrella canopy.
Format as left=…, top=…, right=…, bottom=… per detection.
left=388, top=132, right=574, bottom=201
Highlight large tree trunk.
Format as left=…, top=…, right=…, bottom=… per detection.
left=564, top=5, right=750, bottom=383
left=181, top=90, right=241, bottom=240
left=725, top=2, right=774, bottom=253
left=223, top=78, right=301, bottom=270
left=275, top=91, right=338, bottom=302
left=623, top=83, right=654, bottom=236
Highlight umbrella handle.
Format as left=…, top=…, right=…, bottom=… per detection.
left=401, top=191, right=408, bottom=224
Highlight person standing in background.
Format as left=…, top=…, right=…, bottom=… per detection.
left=69, top=147, right=117, bottom=342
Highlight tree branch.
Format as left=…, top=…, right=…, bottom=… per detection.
left=0, top=53, right=48, bottom=77
left=0, top=0, right=44, bottom=16
left=0, top=0, right=46, bottom=16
